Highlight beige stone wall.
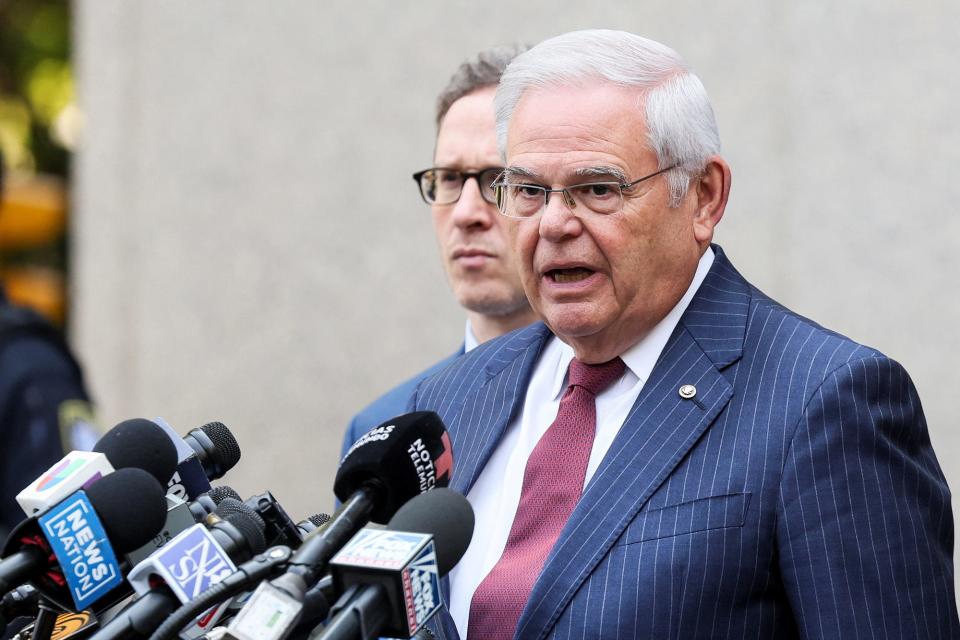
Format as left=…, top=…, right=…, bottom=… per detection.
left=73, top=0, right=959, bottom=588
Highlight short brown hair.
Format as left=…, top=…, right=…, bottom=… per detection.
left=435, top=44, right=528, bottom=130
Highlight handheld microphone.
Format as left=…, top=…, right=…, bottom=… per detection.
left=152, top=419, right=242, bottom=501
left=0, top=469, right=168, bottom=611
left=182, top=422, right=241, bottom=480
left=318, top=488, right=474, bottom=640
left=302, top=411, right=453, bottom=579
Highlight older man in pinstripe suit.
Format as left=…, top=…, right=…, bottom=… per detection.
left=408, top=30, right=958, bottom=639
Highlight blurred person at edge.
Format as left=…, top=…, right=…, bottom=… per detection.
left=0, top=152, right=99, bottom=539
left=340, top=45, right=537, bottom=456
left=404, top=30, right=958, bottom=639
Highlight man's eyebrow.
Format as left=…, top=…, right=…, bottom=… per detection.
left=501, top=166, right=541, bottom=181
left=572, top=166, right=629, bottom=182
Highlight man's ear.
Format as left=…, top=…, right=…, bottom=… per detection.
left=692, top=155, right=731, bottom=245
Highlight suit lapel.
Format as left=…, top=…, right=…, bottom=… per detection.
left=516, top=248, right=750, bottom=640
left=428, top=324, right=552, bottom=640
left=447, top=323, right=553, bottom=495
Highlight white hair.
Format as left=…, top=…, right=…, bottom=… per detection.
left=494, top=29, right=721, bottom=206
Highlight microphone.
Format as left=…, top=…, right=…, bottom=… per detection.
left=296, top=514, right=332, bottom=538
left=0, top=469, right=167, bottom=611
left=152, top=419, right=242, bottom=500
left=315, top=487, right=474, bottom=640
left=92, top=419, right=181, bottom=486
left=0, top=584, right=38, bottom=636
left=126, top=486, right=247, bottom=567
left=144, top=510, right=334, bottom=640
left=335, top=412, right=453, bottom=524
left=210, top=412, right=454, bottom=640
left=182, top=422, right=242, bottom=480
left=90, top=505, right=267, bottom=640
left=15, top=418, right=178, bottom=518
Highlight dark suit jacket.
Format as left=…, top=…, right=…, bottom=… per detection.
left=408, top=247, right=958, bottom=639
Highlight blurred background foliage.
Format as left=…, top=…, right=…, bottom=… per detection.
left=0, top=0, right=75, bottom=326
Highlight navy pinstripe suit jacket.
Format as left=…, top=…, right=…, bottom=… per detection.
left=408, top=247, right=958, bottom=639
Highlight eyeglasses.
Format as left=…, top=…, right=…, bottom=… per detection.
left=412, top=167, right=503, bottom=206
left=492, top=165, right=677, bottom=218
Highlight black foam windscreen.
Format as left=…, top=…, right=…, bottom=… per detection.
left=387, top=487, right=474, bottom=576
left=85, top=468, right=167, bottom=552
left=93, top=418, right=178, bottom=485
left=334, top=411, right=453, bottom=523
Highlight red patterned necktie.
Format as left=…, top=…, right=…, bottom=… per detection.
left=467, top=357, right=626, bottom=640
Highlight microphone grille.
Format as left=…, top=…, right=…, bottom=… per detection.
left=307, top=513, right=331, bottom=527
left=223, top=512, right=267, bottom=555
left=214, top=497, right=265, bottom=532
left=207, top=485, right=242, bottom=504
left=198, top=422, right=242, bottom=471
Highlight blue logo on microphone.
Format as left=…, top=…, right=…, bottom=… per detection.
left=156, top=525, right=236, bottom=600
left=39, top=491, right=123, bottom=610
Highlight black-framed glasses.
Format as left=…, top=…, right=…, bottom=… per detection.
left=412, top=167, right=503, bottom=205
left=492, top=165, right=678, bottom=218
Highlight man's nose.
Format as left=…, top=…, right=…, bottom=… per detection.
left=451, top=176, right=495, bottom=229
left=538, top=188, right=580, bottom=240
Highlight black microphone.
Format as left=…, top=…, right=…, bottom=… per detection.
left=318, top=487, right=474, bottom=640
left=89, top=504, right=267, bottom=640
left=189, top=485, right=244, bottom=522
left=296, top=513, right=332, bottom=537
left=182, top=422, right=242, bottom=481
left=0, top=584, right=38, bottom=636
left=92, top=418, right=180, bottom=486
left=0, top=469, right=167, bottom=607
left=218, top=412, right=454, bottom=640
left=309, top=410, right=453, bottom=571
left=150, top=419, right=242, bottom=501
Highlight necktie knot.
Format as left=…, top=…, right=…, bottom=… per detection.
left=568, top=357, right=626, bottom=396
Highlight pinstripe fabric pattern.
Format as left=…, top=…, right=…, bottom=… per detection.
left=410, top=246, right=958, bottom=639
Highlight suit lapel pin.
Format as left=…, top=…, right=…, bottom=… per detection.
left=679, top=384, right=697, bottom=399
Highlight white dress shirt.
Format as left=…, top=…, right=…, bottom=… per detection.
left=448, top=248, right=715, bottom=638
left=464, top=320, right=480, bottom=353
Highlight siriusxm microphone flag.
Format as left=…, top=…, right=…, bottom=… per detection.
left=127, top=524, right=237, bottom=603
left=330, top=529, right=442, bottom=637
left=38, top=491, right=124, bottom=610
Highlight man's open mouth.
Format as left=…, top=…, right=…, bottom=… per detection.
left=548, top=267, right=594, bottom=283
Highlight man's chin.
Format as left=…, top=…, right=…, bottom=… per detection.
left=458, top=291, right=531, bottom=318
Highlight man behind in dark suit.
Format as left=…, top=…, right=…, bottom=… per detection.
left=407, top=30, right=958, bottom=639
left=341, top=46, right=538, bottom=456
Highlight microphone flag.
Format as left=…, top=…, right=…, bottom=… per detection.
left=37, top=491, right=123, bottom=610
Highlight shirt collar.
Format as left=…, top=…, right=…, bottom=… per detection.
left=464, top=319, right=480, bottom=353
left=548, top=246, right=715, bottom=399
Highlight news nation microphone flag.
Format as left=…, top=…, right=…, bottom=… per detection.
left=37, top=491, right=124, bottom=610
